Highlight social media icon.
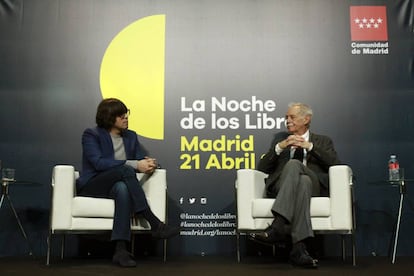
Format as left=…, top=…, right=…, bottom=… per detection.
left=200, top=197, right=207, bottom=204
left=179, top=197, right=184, bottom=205
left=189, top=198, right=196, bottom=204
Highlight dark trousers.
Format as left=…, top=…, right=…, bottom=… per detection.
left=78, top=165, right=149, bottom=241
left=271, top=160, right=320, bottom=243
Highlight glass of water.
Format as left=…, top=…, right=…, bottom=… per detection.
left=2, top=168, right=15, bottom=182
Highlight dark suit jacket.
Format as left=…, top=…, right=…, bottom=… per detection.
left=258, top=131, right=340, bottom=197
left=77, top=127, right=146, bottom=191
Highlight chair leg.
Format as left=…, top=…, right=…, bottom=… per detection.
left=60, top=234, right=65, bottom=260
left=46, top=233, right=52, bottom=266
left=341, top=235, right=346, bottom=262
left=163, top=238, right=167, bottom=262
left=236, top=231, right=241, bottom=263
left=341, top=233, right=357, bottom=266
left=352, top=232, right=356, bottom=266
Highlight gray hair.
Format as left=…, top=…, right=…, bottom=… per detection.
left=288, top=102, right=313, bottom=126
left=288, top=102, right=313, bottom=117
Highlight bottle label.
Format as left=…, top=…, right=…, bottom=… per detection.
left=389, top=163, right=399, bottom=170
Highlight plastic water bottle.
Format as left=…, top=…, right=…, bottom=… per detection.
left=388, top=155, right=400, bottom=181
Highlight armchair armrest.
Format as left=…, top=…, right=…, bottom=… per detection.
left=236, top=169, right=268, bottom=230
left=138, top=169, right=167, bottom=223
left=329, top=165, right=353, bottom=230
left=50, top=165, right=76, bottom=231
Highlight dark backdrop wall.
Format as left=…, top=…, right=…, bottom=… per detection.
left=1, top=0, right=414, bottom=258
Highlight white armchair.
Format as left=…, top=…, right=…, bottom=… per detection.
left=46, top=165, right=168, bottom=265
left=235, top=165, right=355, bottom=265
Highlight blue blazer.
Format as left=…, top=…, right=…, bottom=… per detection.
left=77, top=127, right=146, bottom=190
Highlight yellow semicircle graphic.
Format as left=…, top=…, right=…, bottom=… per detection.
left=100, top=15, right=165, bottom=140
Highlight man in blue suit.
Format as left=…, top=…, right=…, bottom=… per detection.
left=250, top=102, right=340, bottom=268
left=77, top=98, right=179, bottom=267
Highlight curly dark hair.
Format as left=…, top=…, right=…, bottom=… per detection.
left=96, top=98, right=128, bottom=129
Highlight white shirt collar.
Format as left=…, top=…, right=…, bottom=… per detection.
left=302, top=130, right=310, bottom=141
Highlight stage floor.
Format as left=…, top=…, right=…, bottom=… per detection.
left=0, top=256, right=413, bottom=276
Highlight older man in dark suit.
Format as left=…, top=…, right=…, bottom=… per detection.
left=250, top=102, right=340, bottom=268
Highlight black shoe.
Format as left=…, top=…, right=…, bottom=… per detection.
left=112, top=250, right=137, bottom=267
left=289, top=242, right=318, bottom=269
left=152, top=223, right=180, bottom=239
left=249, top=224, right=290, bottom=244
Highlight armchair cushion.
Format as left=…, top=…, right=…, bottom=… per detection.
left=71, top=197, right=153, bottom=218
left=72, top=197, right=114, bottom=218
left=251, top=197, right=331, bottom=218
left=310, top=197, right=331, bottom=217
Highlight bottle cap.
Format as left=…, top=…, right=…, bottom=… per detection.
left=390, top=154, right=396, bottom=158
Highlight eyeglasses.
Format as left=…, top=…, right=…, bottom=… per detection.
left=119, top=109, right=130, bottom=120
